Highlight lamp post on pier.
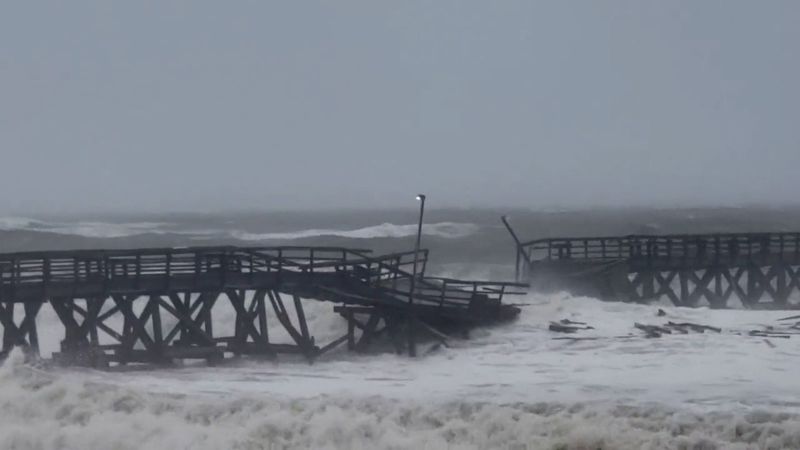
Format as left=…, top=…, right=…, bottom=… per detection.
left=407, top=193, right=426, bottom=357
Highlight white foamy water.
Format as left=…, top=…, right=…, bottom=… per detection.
left=230, top=221, right=480, bottom=241
left=4, top=293, right=800, bottom=449
left=0, top=217, right=173, bottom=239
left=0, top=217, right=480, bottom=241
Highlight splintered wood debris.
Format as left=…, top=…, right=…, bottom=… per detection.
left=548, top=310, right=800, bottom=343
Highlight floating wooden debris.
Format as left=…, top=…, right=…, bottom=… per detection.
left=748, top=330, right=791, bottom=339
left=665, top=322, right=722, bottom=334
left=560, top=319, right=590, bottom=326
left=548, top=319, right=595, bottom=334
left=552, top=335, right=636, bottom=342
left=665, top=323, right=689, bottom=334
left=548, top=322, right=581, bottom=334
left=634, top=323, right=672, bottom=338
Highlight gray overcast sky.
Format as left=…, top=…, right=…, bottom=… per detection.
left=1, top=1, right=798, bottom=213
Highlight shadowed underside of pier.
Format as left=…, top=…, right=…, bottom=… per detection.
left=0, top=246, right=525, bottom=366
left=516, top=232, right=800, bottom=309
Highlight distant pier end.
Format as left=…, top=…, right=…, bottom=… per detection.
left=512, top=232, right=800, bottom=309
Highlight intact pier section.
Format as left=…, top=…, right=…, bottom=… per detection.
left=512, top=231, right=800, bottom=309
left=0, top=246, right=525, bottom=366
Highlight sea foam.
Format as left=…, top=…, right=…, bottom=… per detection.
left=3, top=351, right=800, bottom=450
left=230, top=222, right=481, bottom=241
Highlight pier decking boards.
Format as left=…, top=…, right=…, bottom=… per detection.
left=515, top=232, right=800, bottom=309
left=0, top=246, right=525, bottom=366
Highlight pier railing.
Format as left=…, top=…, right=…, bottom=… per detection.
left=407, top=276, right=527, bottom=311
left=0, top=245, right=530, bottom=319
left=0, top=246, right=427, bottom=292
left=520, top=232, right=800, bottom=266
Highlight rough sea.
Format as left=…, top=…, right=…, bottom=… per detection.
left=2, top=206, right=800, bottom=449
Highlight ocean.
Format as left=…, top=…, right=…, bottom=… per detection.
left=2, top=206, right=800, bottom=449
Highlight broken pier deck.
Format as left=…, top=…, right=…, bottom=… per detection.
left=0, top=246, right=525, bottom=366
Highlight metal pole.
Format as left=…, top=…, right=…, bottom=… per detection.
left=407, top=194, right=426, bottom=357
left=501, top=215, right=528, bottom=283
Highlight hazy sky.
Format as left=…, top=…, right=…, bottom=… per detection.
left=1, top=1, right=798, bottom=213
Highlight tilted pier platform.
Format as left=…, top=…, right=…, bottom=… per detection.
left=0, top=246, right=525, bottom=366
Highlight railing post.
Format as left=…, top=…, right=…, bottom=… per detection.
left=220, top=252, right=227, bottom=287
left=277, top=249, right=283, bottom=284
left=102, top=254, right=109, bottom=293
left=43, top=258, right=51, bottom=288
left=193, top=252, right=200, bottom=288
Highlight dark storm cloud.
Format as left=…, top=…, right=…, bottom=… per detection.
left=1, top=1, right=798, bottom=213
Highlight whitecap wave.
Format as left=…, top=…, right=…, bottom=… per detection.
left=231, top=222, right=480, bottom=241
left=2, top=351, right=800, bottom=450
left=0, top=217, right=173, bottom=239
left=0, top=217, right=480, bottom=241
left=5, top=292, right=800, bottom=448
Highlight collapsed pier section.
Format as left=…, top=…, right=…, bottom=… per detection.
left=0, top=246, right=526, bottom=366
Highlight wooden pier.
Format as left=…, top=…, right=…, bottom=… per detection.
left=511, top=231, right=800, bottom=309
left=0, top=246, right=525, bottom=366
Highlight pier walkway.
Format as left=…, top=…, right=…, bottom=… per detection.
left=513, top=232, right=800, bottom=308
left=0, top=246, right=525, bottom=366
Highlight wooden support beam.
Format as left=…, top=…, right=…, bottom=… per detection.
left=654, top=271, right=679, bottom=305
left=149, top=296, right=164, bottom=346
left=293, top=295, right=310, bottom=342
left=267, top=290, right=316, bottom=360
left=68, top=299, right=123, bottom=342
left=0, top=301, right=43, bottom=355
left=0, top=303, right=16, bottom=352
left=384, top=315, right=405, bottom=355
left=254, top=290, right=269, bottom=345
left=225, top=289, right=267, bottom=352
left=355, top=313, right=381, bottom=352
left=679, top=271, right=689, bottom=306
left=317, top=334, right=349, bottom=356
left=160, top=294, right=215, bottom=346
left=22, top=301, right=42, bottom=354
left=347, top=310, right=356, bottom=350
left=112, top=295, right=157, bottom=359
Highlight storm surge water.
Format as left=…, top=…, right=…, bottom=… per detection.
left=0, top=217, right=480, bottom=241
left=4, top=208, right=800, bottom=449
left=4, top=351, right=800, bottom=450
left=231, top=221, right=480, bottom=241
left=4, top=293, right=800, bottom=449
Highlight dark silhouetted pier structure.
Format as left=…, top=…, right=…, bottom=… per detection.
left=0, top=246, right=524, bottom=366
left=513, top=232, right=800, bottom=309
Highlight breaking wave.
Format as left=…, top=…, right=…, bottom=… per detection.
left=230, top=222, right=480, bottom=241
left=3, top=350, right=800, bottom=450
left=0, top=217, right=173, bottom=239
left=6, top=288, right=800, bottom=449
left=0, top=217, right=480, bottom=241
